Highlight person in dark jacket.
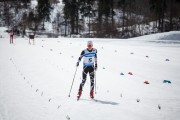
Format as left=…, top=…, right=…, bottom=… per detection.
left=76, top=41, right=97, bottom=99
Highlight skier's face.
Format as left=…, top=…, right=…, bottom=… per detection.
left=87, top=44, right=93, bottom=50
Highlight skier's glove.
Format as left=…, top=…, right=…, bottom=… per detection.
left=95, top=64, right=97, bottom=71
left=76, top=62, right=79, bottom=67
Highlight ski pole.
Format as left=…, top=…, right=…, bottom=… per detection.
left=68, top=66, right=78, bottom=97
left=94, top=70, right=97, bottom=94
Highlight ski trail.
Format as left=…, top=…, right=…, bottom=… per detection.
left=0, top=103, right=10, bottom=120
left=0, top=78, right=4, bottom=120
left=0, top=62, right=10, bottom=120
left=0, top=52, right=5, bottom=120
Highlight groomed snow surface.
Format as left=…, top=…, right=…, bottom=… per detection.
left=0, top=28, right=180, bottom=120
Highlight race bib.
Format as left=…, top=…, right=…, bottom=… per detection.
left=82, top=49, right=97, bottom=66
left=83, top=57, right=95, bottom=65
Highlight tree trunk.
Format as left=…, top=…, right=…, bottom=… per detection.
left=71, top=19, right=75, bottom=34
left=76, top=14, right=79, bottom=34
left=155, top=11, right=158, bottom=27
left=89, top=15, right=90, bottom=37
left=98, top=1, right=102, bottom=36
left=76, top=0, right=79, bottom=34
left=161, top=0, right=165, bottom=32
left=111, top=0, right=114, bottom=32
left=65, top=19, right=67, bottom=36
left=122, top=3, right=125, bottom=34
left=169, top=0, right=174, bottom=31
left=88, top=1, right=91, bottom=37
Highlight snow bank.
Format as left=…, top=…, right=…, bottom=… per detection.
left=131, top=31, right=180, bottom=40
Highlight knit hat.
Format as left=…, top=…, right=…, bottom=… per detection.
left=87, top=41, right=93, bottom=46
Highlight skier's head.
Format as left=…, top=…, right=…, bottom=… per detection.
left=87, top=41, right=93, bottom=50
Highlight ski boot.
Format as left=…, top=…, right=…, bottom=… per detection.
left=77, top=90, right=82, bottom=100
left=90, top=90, right=94, bottom=99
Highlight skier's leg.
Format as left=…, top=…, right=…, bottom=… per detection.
left=77, top=66, right=88, bottom=98
left=89, top=66, right=95, bottom=98
left=79, top=66, right=88, bottom=91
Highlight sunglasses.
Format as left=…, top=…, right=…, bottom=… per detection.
left=88, top=44, right=92, bottom=47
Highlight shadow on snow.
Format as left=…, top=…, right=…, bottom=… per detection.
left=81, top=98, right=119, bottom=105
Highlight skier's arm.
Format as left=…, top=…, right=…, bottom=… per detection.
left=95, top=50, right=97, bottom=64
left=76, top=50, right=84, bottom=66
left=78, top=50, right=85, bottom=62
left=95, top=50, right=97, bottom=70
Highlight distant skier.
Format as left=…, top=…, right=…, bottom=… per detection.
left=76, top=41, right=97, bottom=100
left=10, top=30, right=14, bottom=44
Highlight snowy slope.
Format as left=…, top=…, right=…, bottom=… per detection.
left=0, top=28, right=180, bottom=120
left=131, top=31, right=180, bottom=40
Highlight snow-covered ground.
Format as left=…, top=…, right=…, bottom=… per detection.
left=0, top=28, right=180, bottom=120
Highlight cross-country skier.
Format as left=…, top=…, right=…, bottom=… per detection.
left=76, top=41, right=97, bottom=100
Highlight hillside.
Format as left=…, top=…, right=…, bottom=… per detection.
left=1, top=0, right=180, bottom=38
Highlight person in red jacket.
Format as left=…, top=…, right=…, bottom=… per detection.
left=10, top=30, right=14, bottom=44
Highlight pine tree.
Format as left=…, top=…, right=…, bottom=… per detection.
left=149, top=0, right=167, bottom=32
left=79, top=0, right=96, bottom=36
left=97, top=0, right=111, bottom=37
left=63, top=0, right=75, bottom=35
left=37, top=0, right=52, bottom=30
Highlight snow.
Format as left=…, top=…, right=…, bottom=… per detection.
left=30, top=0, right=37, bottom=9
left=131, top=31, right=180, bottom=40
left=0, top=27, right=180, bottom=120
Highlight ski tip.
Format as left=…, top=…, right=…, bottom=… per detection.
left=68, top=95, right=70, bottom=97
